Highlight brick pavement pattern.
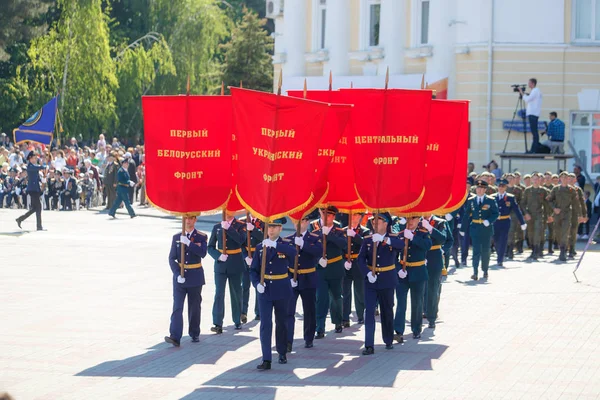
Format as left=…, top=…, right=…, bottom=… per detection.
left=1, top=208, right=600, bottom=400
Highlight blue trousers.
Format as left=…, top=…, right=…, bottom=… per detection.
left=395, top=279, right=425, bottom=335
left=212, top=270, right=242, bottom=326
left=169, top=283, right=202, bottom=341
left=493, top=220, right=510, bottom=265
left=342, top=271, right=365, bottom=321
left=108, top=187, right=135, bottom=217
left=364, top=286, right=394, bottom=348
left=461, top=229, right=471, bottom=264
left=471, top=229, right=493, bottom=276
left=242, top=268, right=259, bottom=317
left=316, top=276, right=343, bottom=332
left=287, top=287, right=316, bottom=344
left=425, top=269, right=442, bottom=324
left=258, top=296, right=288, bottom=362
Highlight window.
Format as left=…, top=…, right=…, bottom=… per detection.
left=574, top=0, right=600, bottom=41
left=369, top=1, right=381, bottom=47
left=570, top=111, right=600, bottom=175
left=420, top=0, right=430, bottom=45
left=313, top=0, right=327, bottom=50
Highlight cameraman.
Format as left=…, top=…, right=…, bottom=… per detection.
left=518, top=78, right=542, bottom=153
left=541, top=112, right=565, bottom=154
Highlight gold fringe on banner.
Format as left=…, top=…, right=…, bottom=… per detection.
left=234, top=186, right=315, bottom=223
left=145, top=192, right=230, bottom=218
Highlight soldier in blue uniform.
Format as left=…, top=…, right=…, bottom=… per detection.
left=358, top=212, right=404, bottom=355
left=16, top=151, right=46, bottom=231
left=493, top=179, right=526, bottom=267
left=309, top=205, right=348, bottom=338
left=342, top=212, right=370, bottom=327
left=108, top=158, right=136, bottom=218
left=208, top=211, right=246, bottom=333
left=443, top=211, right=459, bottom=274
left=393, top=216, right=432, bottom=342
left=460, top=177, right=475, bottom=267
left=164, top=215, right=207, bottom=346
left=240, top=213, right=264, bottom=323
left=250, top=218, right=297, bottom=370
left=460, top=180, right=500, bottom=280
left=286, top=215, right=323, bottom=351
left=421, top=214, right=447, bottom=329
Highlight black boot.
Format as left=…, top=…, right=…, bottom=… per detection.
left=559, top=246, right=567, bottom=262
left=516, top=240, right=524, bottom=254
left=527, top=246, right=538, bottom=260
left=547, top=239, right=554, bottom=254
left=507, top=245, right=514, bottom=260
left=537, top=245, right=545, bottom=258
left=568, top=246, right=576, bottom=259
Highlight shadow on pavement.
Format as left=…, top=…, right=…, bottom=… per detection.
left=180, top=386, right=277, bottom=400
left=76, top=334, right=257, bottom=378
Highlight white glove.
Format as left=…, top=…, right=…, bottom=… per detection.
left=177, top=275, right=186, bottom=284
left=290, top=278, right=298, bottom=288
left=404, top=230, right=414, bottom=240
left=457, top=223, right=462, bottom=229
left=459, top=231, right=465, bottom=237
left=129, top=181, right=135, bottom=187
left=372, top=233, right=385, bottom=243
left=483, top=220, right=490, bottom=227
left=521, top=223, right=527, bottom=231
left=221, top=220, right=231, bottom=230
left=398, top=269, right=407, bottom=279
left=344, top=261, right=352, bottom=271
left=15, top=187, right=21, bottom=195
left=322, top=226, right=332, bottom=235
left=180, top=235, right=191, bottom=246
left=218, top=254, right=228, bottom=262
left=257, top=283, right=265, bottom=293
left=245, top=256, right=252, bottom=266
left=421, top=219, right=433, bottom=233
left=346, top=228, right=356, bottom=237
left=41, top=177, right=47, bottom=184
left=399, top=217, right=407, bottom=225
left=262, top=238, right=276, bottom=248
left=385, top=237, right=391, bottom=245
left=246, top=222, right=254, bottom=231
left=367, top=271, right=377, bottom=283
left=319, top=257, right=327, bottom=268
left=445, top=213, right=453, bottom=221
left=294, top=236, right=304, bottom=248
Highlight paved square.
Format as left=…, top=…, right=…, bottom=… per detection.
left=1, top=208, right=600, bottom=400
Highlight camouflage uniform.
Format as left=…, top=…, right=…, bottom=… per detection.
left=548, top=180, right=580, bottom=261
left=521, top=182, right=552, bottom=259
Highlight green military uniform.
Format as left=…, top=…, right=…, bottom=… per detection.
left=548, top=178, right=580, bottom=261
left=520, top=178, right=552, bottom=260
left=460, top=180, right=499, bottom=280
left=543, top=182, right=556, bottom=254
left=568, top=182, right=586, bottom=258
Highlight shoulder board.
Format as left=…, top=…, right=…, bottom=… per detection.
left=364, top=235, right=372, bottom=239
left=468, top=194, right=476, bottom=200
left=335, top=227, right=344, bottom=231
left=486, top=195, right=495, bottom=200
left=389, top=233, right=399, bottom=237
left=310, top=232, right=320, bottom=237
left=281, top=238, right=291, bottom=242
left=418, top=228, right=429, bottom=233
left=196, top=231, right=207, bottom=237
left=506, top=193, right=514, bottom=198
left=333, top=220, right=342, bottom=227
left=432, top=216, right=445, bottom=224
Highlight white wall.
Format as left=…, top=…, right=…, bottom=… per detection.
left=456, top=0, right=490, bottom=44
left=493, top=0, right=565, bottom=43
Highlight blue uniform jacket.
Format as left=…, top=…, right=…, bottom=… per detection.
left=26, top=162, right=45, bottom=193
left=238, top=217, right=265, bottom=259
left=358, top=233, right=404, bottom=289
left=461, top=195, right=500, bottom=234
left=116, top=167, right=132, bottom=187
left=309, top=220, right=348, bottom=280
left=168, top=229, right=207, bottom=287
left=285, top=232, right=322, bottom=290
left=397, top=228, right=432, bottom=283
left=250, top=237, right=298, bottom=301
left=425, top=217, right=447, bottom=272
left=208, top=219, right=246, bottom=274
left=344, top=225, right=371, bottom=279
left=493, top=192, right=525, bottom=225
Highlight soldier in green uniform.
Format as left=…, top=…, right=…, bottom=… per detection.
left=543, top=171, right=557, bottom=255
left=568, top=173, right=587, bottom=258
left=460, top=180, right=499, bottom=280
left=520, top=173, right=552, bottom=260
left=548, top=172, right=580, bottom=261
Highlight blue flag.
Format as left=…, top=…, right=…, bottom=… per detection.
left=13, top=96, right=58, bottom=145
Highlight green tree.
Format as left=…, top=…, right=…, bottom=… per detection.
left=220, top=8, right=273, bottom=93
left=28, top=0, right=118, bottom=141
left=0, top=0, right=53, bottom=61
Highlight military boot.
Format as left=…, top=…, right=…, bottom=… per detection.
left=559, top=246, right=567, bottom=262
left=527, top=246, right=538, bottom=260
left=516, top=240, right=524, bottom=254
left=507, top=245, right=514, bottom=260
left=568, top=246, right=576, bottom=259
left=547, top=239, right=554, bottom=255
left=537, top=245, right=545, bottom=258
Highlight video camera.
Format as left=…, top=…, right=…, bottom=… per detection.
left=511, top=84, right=526, bottom=93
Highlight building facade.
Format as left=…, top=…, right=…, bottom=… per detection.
left=267, top=0, right=600, bottom=178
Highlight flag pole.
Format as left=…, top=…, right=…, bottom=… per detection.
left=179, top=76, right=192, bottom=283
left=221, top=81, right=228, bottom=255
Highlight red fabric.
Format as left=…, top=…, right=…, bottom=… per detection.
left=410, top=99, right=468, bottom=213
left=339, top=88, right=432, bottom=211
left=142, top=95, right=233, bottom=214
left=231, top=88, right=330, bottom=221
left=438, top=100, right=470, bottom=213
left=225, top=131, right=244, bottom=212
left=287, top=90, right=353, bottom=219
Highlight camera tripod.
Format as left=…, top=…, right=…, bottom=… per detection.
left=502, top=94, right=528, bottom=153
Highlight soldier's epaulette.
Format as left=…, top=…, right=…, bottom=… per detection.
left=196, top=231, right=207, bottom=237
left=486, top=195, right=495, bottom=200
left=335, top=227, right=344, bottom=231
left=281, top=238, right=291, bottom=242
left=506, top=193, right=514, bottom=198
left=468, top=194, right=476, bottom=200
left=389, top=233, right=399, bottom=237
left=364, top=235, right=372, bottom=239
left=334, top=220, right=342, bottom=226
left=310, top=232, right=320, bottom=237
left=418, top=228, right=429, bottom=233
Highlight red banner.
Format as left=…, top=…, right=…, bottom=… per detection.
left=339, top=88, right=432, bottom=211
left=225, top=131, right=245, bottom=212
left=231, top=88, right=330, bottom=221
left=287, top=90, right=353, bottom=220
left=408, top=99, right=467, bottom=214
left=142, top=95, right=233, bottom=214
left=438, top=100, right=470, bottom=213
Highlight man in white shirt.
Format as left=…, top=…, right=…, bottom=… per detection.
left=518, top=78, right=542, bottom=154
